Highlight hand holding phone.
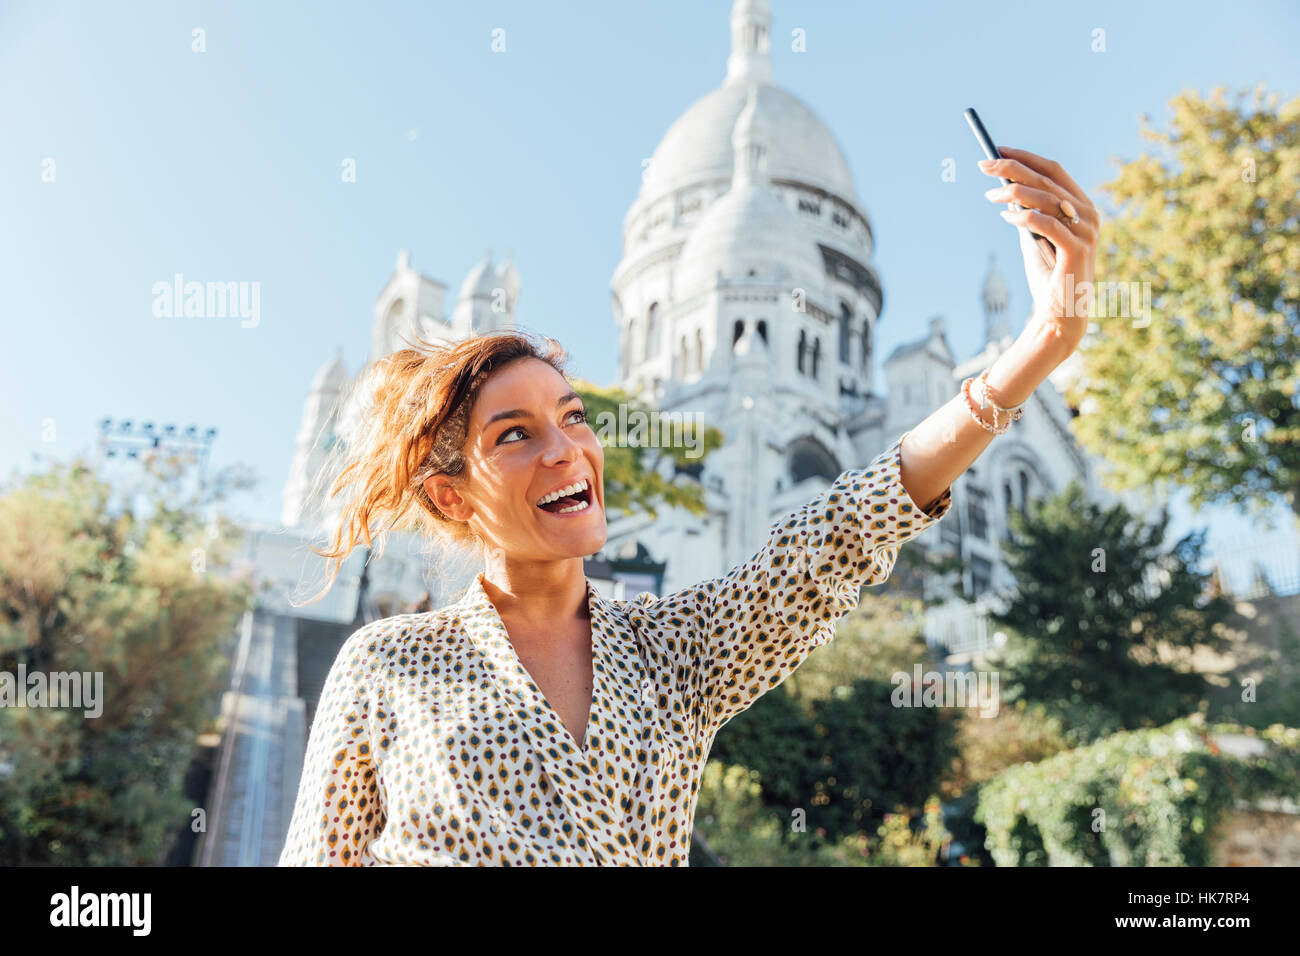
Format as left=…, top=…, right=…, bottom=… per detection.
left=964, top=107, right=1056, bottom=271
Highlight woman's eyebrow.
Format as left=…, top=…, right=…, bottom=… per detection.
left=483, top=391, right=582, bottom=427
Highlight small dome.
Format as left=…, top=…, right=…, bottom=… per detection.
left=494, top=254, right=521, bottom=304
left=640, top=82, right=856, bottom=203
left=676, top=177, right=825, bottom=295
left=675, top=87, right=825, bottom=296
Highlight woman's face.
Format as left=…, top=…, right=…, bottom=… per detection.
left=424, top=357, right=607, bottom=564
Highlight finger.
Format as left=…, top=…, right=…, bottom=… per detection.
left=996, top=147, right=1095, bottom=214
left=999, top=206, right=1084, bottom=256
left=981, top=156, right=1097, bottom=232
left=986, top=183, right=1097, bottom=241
left=979, top=155, right=1072, bottom=205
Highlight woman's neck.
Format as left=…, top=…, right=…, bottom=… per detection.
left=479, top=560, right=590, bottom=626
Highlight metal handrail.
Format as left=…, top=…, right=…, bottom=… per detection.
left=196, top=608, right=254, bottom=867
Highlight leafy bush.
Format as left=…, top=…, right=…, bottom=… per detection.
left=691, top=762, right=966, bottom=867
left=709, top=588, right=960, bottom=843
left=689, top=762, right=796, bottom=866
left=864, top=798, right=969, bottom=867
left=944, top=699, right=1073, bottom=795
left=709, top=675, right=960, bottom=841
left=0, top=460, right=250, bottom=864
left=975, top=716, right=1300, bottom=866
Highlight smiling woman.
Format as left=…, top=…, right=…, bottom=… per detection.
left=305, top=329, right=591, bottom=588
left=279, top=327, right=953, bottom=866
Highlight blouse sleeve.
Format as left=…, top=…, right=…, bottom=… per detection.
left=696, top=429, right=952, bottom=740
left=278, top=628, right=385, bottom=866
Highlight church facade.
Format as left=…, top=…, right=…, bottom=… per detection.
left=279, top=0, right=1151, bottom=636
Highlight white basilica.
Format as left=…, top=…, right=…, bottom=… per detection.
left=277, top=0, right=1152, bottom=643
left=597, top=0, right=1147, bottom=610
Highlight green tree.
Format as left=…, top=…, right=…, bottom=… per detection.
left=691, top=762, right=963, bottom=867
left=706, top=590, right=960, bottom=849
left=1066, top=86, right=1300, bottom=520
left=991, top=480, right=1235, bottom=743
left=571, top=379, right=724, bottom=520
left=0, top=457, right=250, bottom=864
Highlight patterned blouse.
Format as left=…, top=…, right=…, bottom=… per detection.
left=278, top=430, right=952, bottom=866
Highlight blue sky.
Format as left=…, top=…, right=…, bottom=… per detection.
left=2, top=0, right=1298, bottom=583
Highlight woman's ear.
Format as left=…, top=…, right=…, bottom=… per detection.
left=424, top=474, right=470, bottom=522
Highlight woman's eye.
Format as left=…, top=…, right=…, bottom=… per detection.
left=497, top=410, right=586, bottom=446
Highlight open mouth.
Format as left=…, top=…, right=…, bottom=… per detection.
left=535, top=479, right=595, bottom=515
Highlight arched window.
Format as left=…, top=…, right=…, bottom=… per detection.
left=385, top=297, right=405, bottom=327
left=733, top=319, right=745, bottom=346
left=1019, top=469, right=1031, bottom=515
left=788, top=436, right=841, bottom=484
left=645, top=303, right=659, bottom=358
left=968, top=488, right=988, bottom=539
left=694, top=328, right=704, bottom=374
left=838, top=302, right=852, bottom=363
left=377, top=297, right=405, bottom=355
left=756, top=319, right=768, bottom=343
left=628, top=317, right=640, bottom=364
left=797, top=329, right=807, bottom=373
left=860, top=320, right=871, bottom=371
left=811, top=337, right=822, bottom=379
left=1003, top=479, right=1014, bottom=539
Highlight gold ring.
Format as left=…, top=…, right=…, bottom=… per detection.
left=1059, top=199, right=1080, bottom=227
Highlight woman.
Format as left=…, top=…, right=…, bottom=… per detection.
left=278, top=147, right=1098, bottom=866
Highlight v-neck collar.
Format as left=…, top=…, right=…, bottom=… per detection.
left=453, top=570, right=648, bottom=865
left=458, top=570, right=606, bottom=757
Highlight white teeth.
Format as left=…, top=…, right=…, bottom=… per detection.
left=536, top=478, right=589, bottom=507
left=554, top=500, right=590, bottom=514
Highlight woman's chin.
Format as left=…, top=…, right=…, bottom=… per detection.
left=545, top=518, right=606, bottom=556
left=526, top=500, right=606, bottom=552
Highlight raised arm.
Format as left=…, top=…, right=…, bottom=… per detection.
left=899, top=145, right=1101, bottom=510
left=693, top=430, right=952, bottom=741
left=278, top=629, right=384, bottom=866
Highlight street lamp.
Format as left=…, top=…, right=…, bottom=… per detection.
left=97, top=417, right=219, bottom=493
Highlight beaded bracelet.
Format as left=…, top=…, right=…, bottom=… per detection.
left=961, top=370, right=1027, bottom=435
left=961, top=376, right=1002, bottom=433
left=978, top=368, right=1026, bottom=424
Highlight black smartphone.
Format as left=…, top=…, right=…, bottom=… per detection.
left=964, top=107, right=1056, bottom=270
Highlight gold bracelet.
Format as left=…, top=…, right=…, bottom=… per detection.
left=976, top=368, right=1026, bottom=423
left=962, top=376, right=1005, bottom=434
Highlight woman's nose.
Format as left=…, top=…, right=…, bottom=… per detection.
left=540, top=423, right=583, bottom=464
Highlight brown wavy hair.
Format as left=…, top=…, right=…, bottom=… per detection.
left=302, top=327, right=570, bottom=603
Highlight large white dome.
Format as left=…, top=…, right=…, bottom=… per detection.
left=675, top=183, right=826, bottom=294
left=641, top=81, right=857, bottom=202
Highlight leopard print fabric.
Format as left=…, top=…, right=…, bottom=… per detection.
left=279, top=430, right=952, bottom=866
